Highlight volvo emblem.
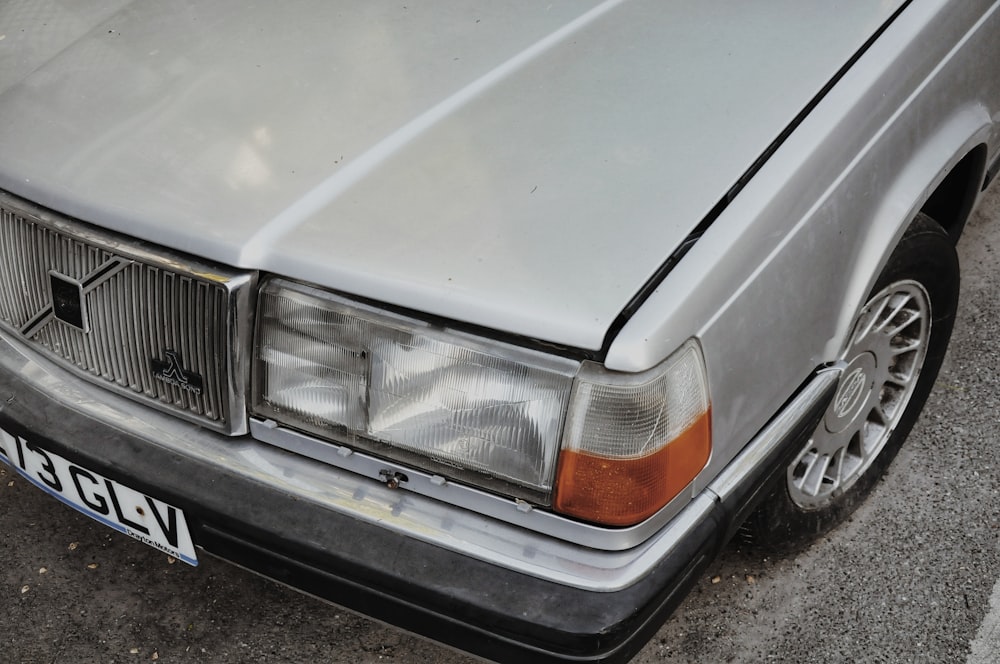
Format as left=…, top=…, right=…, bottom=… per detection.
left=20, top=258, right=131, bottom=337
left=833, top=367, right=868, bottom=419
left=152, top=350, right=204, bottom=395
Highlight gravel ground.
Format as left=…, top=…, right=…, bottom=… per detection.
left=2, top=182, right=999, bottom=664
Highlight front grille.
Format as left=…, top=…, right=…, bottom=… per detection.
left=0, top=192, right=253, bottom=434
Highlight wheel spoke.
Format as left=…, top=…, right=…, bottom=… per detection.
left=853, top=297, right=891, bottom=345
left=890, top=339, right=922, bottom=356
left=802, top=452, right=833, bottom=497
left=883, top=371, right=911, bottom=389
left=873, top=294, right=913, bottom=335
left=884, top=308, right=923, bottom=338
left=870, top=402, right=890, bottom=426
left=827, top=447, right=846, bottom=487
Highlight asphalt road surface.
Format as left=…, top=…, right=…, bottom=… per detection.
left=3, top=180, right=1000, bottom=664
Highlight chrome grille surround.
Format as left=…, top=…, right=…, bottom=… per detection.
left=0, top=191, right=254, bottom=434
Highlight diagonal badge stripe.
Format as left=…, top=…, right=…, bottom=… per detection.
left=20, top=257, right=131, bottom=338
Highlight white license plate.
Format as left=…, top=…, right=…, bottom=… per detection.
left=0, top=426, right=198, bottom=566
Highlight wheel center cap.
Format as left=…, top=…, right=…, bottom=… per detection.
left=826, top=352, right=877, bottom=434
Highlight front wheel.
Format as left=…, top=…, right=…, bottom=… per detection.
left=748, top=213, right=959, bottom=550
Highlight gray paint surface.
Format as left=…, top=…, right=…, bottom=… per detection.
left=0, top=0, right=903, bottom=349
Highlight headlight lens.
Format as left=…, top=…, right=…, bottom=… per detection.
left=253, top=279, right=578, bottom=494
left=253, top=279, right=711, bottom=524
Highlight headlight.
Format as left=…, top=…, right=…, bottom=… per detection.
left=253, top=278, right=711, bottom=524
left=253, top=279, right=578, bottom=495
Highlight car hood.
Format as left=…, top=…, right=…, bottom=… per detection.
left=0, top=0, right=904, bottom=351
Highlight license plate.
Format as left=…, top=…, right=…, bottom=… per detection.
left=0, top=426, right=198, bottom=566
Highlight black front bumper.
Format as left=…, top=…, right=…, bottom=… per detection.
left=0, top=338, right=836, bottom=663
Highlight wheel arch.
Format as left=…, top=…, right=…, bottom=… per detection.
left=827, top=106, right=992, bottom=361
left=919, top=142, right=989, bottom=244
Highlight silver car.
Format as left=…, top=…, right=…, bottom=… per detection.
left=1, top=1, right=998, bottom=662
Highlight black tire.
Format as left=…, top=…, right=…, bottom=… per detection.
left=745, top=213, right=960, bottom=551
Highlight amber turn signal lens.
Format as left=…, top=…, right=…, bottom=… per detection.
left=553, top=340, right=711, bottom=526
left=553, top=409, right=711, bottom=526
